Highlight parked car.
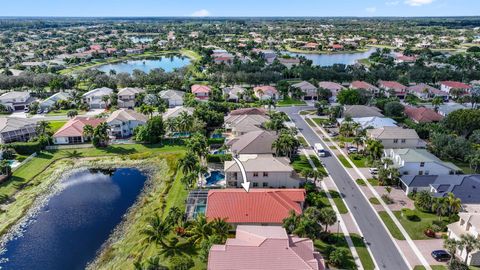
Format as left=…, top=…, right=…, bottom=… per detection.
left=347, top=146, right=358, bottom=154
left=431, top=250, right=451, bottom=262
left=369, top=168, right=379, bottom=175
left=328, top=131, right=339, bottom=137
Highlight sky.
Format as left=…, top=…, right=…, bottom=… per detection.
left=1, top=0, right=479, bottom=17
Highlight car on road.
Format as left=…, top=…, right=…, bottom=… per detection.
left=347, top=146, right=358, bottom=154
left=431, top=250, right=451, bottom=262
left=314, top=143, right=328, bottom=157
left=369, top=168, right=379, bottom=175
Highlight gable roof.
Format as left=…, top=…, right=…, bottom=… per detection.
left=208, top=225, right=323, bottom=270
left=378, top=80, right=407, bottom=91
left=404, top=106, right=443, bottom=123
left=292, top=81, right=317, bottom=91
left=254, top=85, right=278, bottom=94
left=343, top=105, right=384, bottom=118
left=191, top=84, right=211, bottom=94
left=440, top=81, right=471, bottom=89
left=0, top=91, right=30, bottom=100
left=350, top=81, right=379, bottom=91
left=159, top=89, right=185, bottom=100
left=224, top=114, right=269, bottom=133
left=0, top=117, right=37, bottom=133
left=82, top=87, right=113, bottom=98
left=229, top=107, right=267, bottom=116
left=407, top=84, right=447, bottom=96
left=318, top=81, right=344, bottom=91
left=388, top=148, right=460, bottom=171
left=53, top=116, right=105, bottom=138
left=367, top=126, right=420, bottom=140
left=227, top=131, right=277, bottom=155
left=106, top=109, right=147, bottom=123
left=118, top=87, right=144, bottom=96
left=224, top=154, right=293, bottom=172
left=206, top=189, right=305, bottom=224
left=162, top=106, right=194, bottom=119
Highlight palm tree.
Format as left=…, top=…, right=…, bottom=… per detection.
left=210, top=218, right=231, bottom=243
left=187, top=214, right=212, bottom=245
left=0, top=160, right=12, bottom=176
left=431, top=198, right=449, bottom=219
left=178, top=152, right=199, bottom=175
left=272, top=130, right=300, bottom=159
left=67, top=110, right=78, bottom=118
left=93, top=122, right=110, bottom=147
left=139, top=104, right=155, bottom=119
left=159, top=236, right=188, bottom=258
left=177, top=111, right=194, bottom=133
left=301, top=168, right=314, bottom=181
left=444, top=238, right=458, bottom=263
left=36, top=120, right=51, bottom=136
left=142, top=214, right=171, bottom=248
left=319, top=207, right=337, bottom=233
left=458, top=234, right=480, bottom=264
left=83, top=124, right=94, bottom=141
left=365, top=139, right=384, bottom=160
left=352, top=136, right=364, bottom=149
left=283, top=210, right=301, bottom=234
left=186, top=133, right=209, bottom=160
left=432, top=97, right=444, bottom=112
left=311, top=170, right=326, bottom=186
left=165, top=206, right=184, bottom=228
left=101, top=95, right=110, bottom=109
left=446, top=193, right=462, bottom=216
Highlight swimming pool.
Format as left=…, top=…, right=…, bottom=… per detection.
left=205, top=171, right=225, bottom=185
left=211, top=133, right=224, bottom=139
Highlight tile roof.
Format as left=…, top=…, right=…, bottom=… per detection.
left=53, top=116, right=105, bottom=138
left=106, top=109, right=147, bottom=123
left=318, top=81, right=344, bottom=92
left=440, top=81, right=471, bottom=89
left=224, top=154, right=293, bottom=172
left=206, top=189, right=305, bottom=224
left=191, top=84, right=211, bottom=94
left=0, top=117, right=37, bottom=133
left=118, top=87, right=144, bottom=96
left=292, top=81, right=317, bottom=91
left=0, top=91, right=30, bottom=100
left=208, top=225, right=323, bottom=270
left=343, top=105, right=384, bottom=118
left=407, top=83, right=447, bottom=96
left=350, top=81, right=379, bottom=91
left=254, top=85, right=278, bottom=94
left=378, top=80, right=407, bottom=91
left=367, top=126, right=420, bottom=140
left=404, top=106, right=443, bottom=123
left=228, top=107, right=267, bottom=116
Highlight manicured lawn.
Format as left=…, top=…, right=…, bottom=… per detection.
left=162, top=171, right=187, bottom=219
left=277, top=97, right=307, bottom=107
left=312, top=118, right=329, bottom=125
left=378, top=211, right=405, bottom=240
left=337, top=155, right=353, bottom=168
left=413, top=266, right=448, bottom=270
left=351, top=233, right=375, bottom=270
left=369, top=197, right=381, bottom=205
left=309, top=155, right=328, bottom=175
left=329, top=190, right=349, bottom=214
left=300, top=110, right=316, bottom=115
left=291, top=155, right=313, bottom=173
left=46, top=110, right=86, bottom=116
left=334, top=136, right=354, bottom=143
left=356, top=179, right=366, bottom=186
left=48, top=120, right=67, bottom=132
left=393, top=209, right=450, bottom=240
left=297, top=135, right=308, bottom=147
left=314, top=233, right=357, bottom=270
left=368, top=178, right=380, bottom=186
left=348, top=154, right=368, bottom=167
left=305, top=118, right=316, bottom=127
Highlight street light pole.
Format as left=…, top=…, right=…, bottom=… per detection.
left=337, top=220, right=341, bottom=243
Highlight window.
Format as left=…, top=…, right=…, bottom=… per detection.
left=419, top=171, right=424, bottom=175
left=253, top=182, right=258, bottom=187
left=263, top=172, right=269, bottom=177
left=420, top=162, right=425, bottom=167
left=253, top=172, right=258, bottom=177
left=393, top=139, right=398, bottom=143
left=263, top=182, right=268, bottom=187
left=425, top=170, right=430, bottom=175
left=401, top=139, right=406, bottom=143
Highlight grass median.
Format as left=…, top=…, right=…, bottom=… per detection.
left=378, top=211, right=405, bottom=240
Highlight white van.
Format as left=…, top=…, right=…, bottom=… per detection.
left=314, top=143, right=327, bottom=157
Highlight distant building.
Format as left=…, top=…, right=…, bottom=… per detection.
left=159, top=90, right=185, bottom=107
left=222, top=86, right=246, bottom=102
left=291, top=81, right=318, bottom=100
left=337, top=116, right=396, bottom=129
left=407, top=84, right=448, bottom=101
left=378, top=80, right=407, bottom=99
left=342, top=105, right=384, bottom=118
left=191, top=84, right=211, bottom=100
left=367, top=127, right=426, bottom=149
left=82, top=87, right=113, bottom=109
left=224, top=114, right=269, bottom=137
left=440, top=81, right=472, bottom=95
left=318, top=81, right=345, bottom=102
left=404, top=106, right=443, bottom=123
left=117, top=87, right=144, bottom=109
left=253, top=85, right=279, bottom=100
left=208, top=225, right=324, bottom=270
left=39, top=92, right=71, bottom=111
left=350, top=81, right=379, bottom=93
left=0, top=91, right=34, bottom=111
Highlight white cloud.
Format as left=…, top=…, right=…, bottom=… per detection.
left=365, top=7, right=377, bottom=13
left=386, top=1, right=400, bottom=6
left=404, top=0, right=434, bottom=6
left=191, top=9, right=210, bottom=17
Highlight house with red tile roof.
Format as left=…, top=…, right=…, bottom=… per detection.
left=318, top=81, right=345, bottom=102
left=303, top=42, right=319, bottom=50
left=228, top=107, right=267, bottom=116
left=350, top=80, right=379, bottom=93
left=407, top=83, right=448, bottom=101
left=404, top=106, right=444, bottom=123
left=331, top=44, right=344, bottom=50
left=206, top=189, right=305, bottom=225
left=191, top=84, right=211, bottom=100
left=253, top=85, right=279, bottom=100
left=208, top=225, right=324, bottom=270
left=378, top=80, right=407, bottom=99
left=440, top=81, right=472, bottom=95
left=53, top=116, right=105, bottom=144
left=395, top=55, right=417, bottom=64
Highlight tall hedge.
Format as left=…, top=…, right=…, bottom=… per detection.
left=8, top=141, right=43, bottom=155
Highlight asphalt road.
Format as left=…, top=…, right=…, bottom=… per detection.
left=278, top=106, right=410, bottom=270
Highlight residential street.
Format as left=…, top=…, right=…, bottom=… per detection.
left=278, top=105, right=410, bottom=270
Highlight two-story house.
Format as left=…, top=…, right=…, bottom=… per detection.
left=291, top=81, right=318, bottom=100
left=118, top=87, right=144, bottom=109
left=159, top=89, right=184, bottom=107
left=191, top=84, right=211, bottom=100
left=253, top=86, right=279, bottom=100
left=224, top=154, right=302, bottom=188
left=384, top=148, right=461, bottom=176
left=0, top=91, right=34, bottom=111
left=448, top=213, right=480, bottom=266
left=106, top=109, right=147, bottom=138
left=367, top=127, right=426, bottom=149
left=82, top=87, right=113, bottom=109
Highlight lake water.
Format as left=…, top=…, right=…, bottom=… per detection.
left=0, top=168, right=147, bottom=270
left=130, top=37, right=154, bottom=43
left=96, top=55, right=191, bottom=74
left=284, top=48, right=376, bottom=66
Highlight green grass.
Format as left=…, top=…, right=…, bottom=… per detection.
left=349, top=154, right=368, bottom=167
left=413, top=266, right=448, bottom=270
left=447, top=159, right=475, bottom=174
left=291, top=155, right=313, bottom=173
left=369, top=197, right=381, bottom=205
left=337, top=155, right=353, bottom=168
left=48, top=120, right=67, bottom=132
left=312, top=118, right=329, bottom=125
left=309, top=155, right=328, bottom=175
left=351, top=233, right=375, bottom=270
left=393, top=209, right=450, bottom=240
left=378, top=211, right=405, bottom=240
left=46, top=110, right=86, bottom=116
left=297, top=136, right=308, bottom=147
left=356, top=179, right=366, bottom=186
left=300, top=110, right=316, bottom=115
left=335, top=136, right=354, bottom=143
left=305, top=118, right=316, bottom=127
left=368, top=178, right=380, bottom=186
left=314, top=233, right=357, bottom=270
left=162, top=171, right=186, bottom=219
left=329, top=190, right=348, bottom=214
left=276, top=97, right=307, bottom=107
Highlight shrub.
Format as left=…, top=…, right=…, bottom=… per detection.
left=1, top=148, right=17, bottom=159
left=381, top=194, right=394, bottom=205
left=349, top=153, right=363, bottom=160
left=206, top=153, right=232, bottom=163
left=8, top=141, right=43, bottom=155
left=169, top=256, right=194, bottom=270
left=207, top=137, right=225, bottom=145
left=402, top=209, right=420, bottom=222
left=329, top=248, right=349, bottom=267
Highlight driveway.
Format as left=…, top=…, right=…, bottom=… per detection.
left=278, top=106, right=410, bottom=270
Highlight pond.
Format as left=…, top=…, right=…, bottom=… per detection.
left=283, top=48, right=376, bottom=67
left=0, top=168, right=147, bottom=270
left=96, top=55, right=191, bottom=74
left=130, top=36, right=154, bottom=44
